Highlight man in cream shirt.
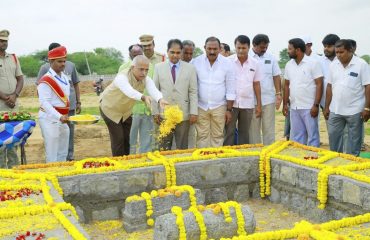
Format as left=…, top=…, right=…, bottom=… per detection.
left=100, top=55, right=167, bottom=156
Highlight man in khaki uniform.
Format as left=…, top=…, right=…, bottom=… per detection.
left=139, top=34, right=165, bottom=65
left=0, top=29, right=24, bottom=168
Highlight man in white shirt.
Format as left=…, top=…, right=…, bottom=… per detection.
left=224, top=35, right=262, bottom=145
left=320, top=34, right=340, bottom=110
left=192, top=36, right=236, bottom=148
left=249, top=34, right=282, bottom=145
left=37, top=46, right=70, bottom=163
left=100, top=55, right=167, bottom=156
left=324, top=39, right=370, bottom=156
left=283, top=38, right=323, bottom=147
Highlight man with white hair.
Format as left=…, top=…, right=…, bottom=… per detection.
left=100, top=55, right=167, bottom=156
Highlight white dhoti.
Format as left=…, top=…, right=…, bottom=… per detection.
left=39, top=116, right=70, bottom=163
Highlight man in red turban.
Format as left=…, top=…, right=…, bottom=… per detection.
left=37, top=46, right=70, bottom=163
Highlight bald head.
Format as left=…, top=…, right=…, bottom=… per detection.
left=129, top=44, right=143, bottom=60
left=131, top=55, right=150, bottom=81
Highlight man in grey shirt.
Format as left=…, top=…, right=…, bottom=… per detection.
left=36, top=42, right=81, bottom=161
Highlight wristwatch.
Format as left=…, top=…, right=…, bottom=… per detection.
left=314, top=103, right=320, bottom=107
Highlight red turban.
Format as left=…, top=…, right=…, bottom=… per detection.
left=48, top=46, right=67, bottom=60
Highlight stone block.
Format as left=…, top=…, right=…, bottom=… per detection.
left=234, top=184, right=250, bottom=202
left=200, top=163, right=226, bottom=182
left=122, top=189, right=204, bottom=232
left=362, top=188, right=370, bottom=210
left=154, top=205, right=256, bottom=240
left=92, top=206, right=120, bottom=221
left=296, top=167, right=318, bottom=192
left=343, top=181, right=361, bottom=206
left=228, top=158, right=259, bottom=182
left=205, top=187, right=228, bottom=203
left=279, top=165, right=297, bottom=186
left=74, top=205, right=85, bottom=223
left=120, top=173, right=150, bottom=194
left=153, top=171, right=166, bottom=188
left=59, top=179, right=80, bottom=197
left=328, top=176, right=343, bottom=201
left=251, top=183, right=261, bottom=199
left=271, top=160, right=280, bottom=180
left=96, top=176, right=120, bottom=198
left=269, top=186, right=280, bottom=203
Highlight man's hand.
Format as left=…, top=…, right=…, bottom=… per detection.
left=323, top=107, right=330, bottom=120
left=159, top=99, right=169, bottom=109
left=361, top=109, right=370, bottom=122
left=282, top=104, right=289, bottom=117
left=76, top=102, right=82, bottom=114
left=60, top=115, right=69, bottom=123
left=255, top=105, right=262, bottom=118
left=153, top=114, right=161, bottom=125
left=225, top=110, right=232, bottom=125
left=310, top=105, right=319, bottom=118
left=189, top=114, right=198, bottom=124
left=142, top=96, right=152, bottom=108
left=275, top=95, right=282, bottom=110
left=5, top=94, right=17, bottom=108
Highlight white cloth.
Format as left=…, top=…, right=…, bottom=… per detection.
left=192, top=54, right=236, bottom=110
left=113, top=74, right=162, bottom=103
left=319, top=56, right=337, bottom=107
left=39, top=117, right=69, bottom=163
left=37, top=68, right=70, bottom=121
left=284, top=55, right=323, bottom=109
left=327, top=56, right=370, bottom=115
left=249, top=50, right=281, bottom=105
left=229, top=54, right=262, bottom=109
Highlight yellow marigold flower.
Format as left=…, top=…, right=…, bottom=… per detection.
left=158, top=105, right=183, bottom=140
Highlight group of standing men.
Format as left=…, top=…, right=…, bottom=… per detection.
left=0, top=30, right=369, bottom=169
left=99, top=33, right=284, bottom=157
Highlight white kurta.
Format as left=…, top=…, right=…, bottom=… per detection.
left=37, top=68, right=70, bottom=163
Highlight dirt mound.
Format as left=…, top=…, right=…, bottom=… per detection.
left=20, top=80, right=113, bottom=98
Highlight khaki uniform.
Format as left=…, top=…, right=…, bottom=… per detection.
left=0, top=53, right=22, bottom=110
left=148, top=52, right=165, bottom=65
left=0, top=52, right=23, bottom=169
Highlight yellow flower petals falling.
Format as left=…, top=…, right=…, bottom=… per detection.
left=158, top=105, right=183, bottom=140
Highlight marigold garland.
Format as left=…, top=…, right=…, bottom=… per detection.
left=171, top=206, right=186, bottom=240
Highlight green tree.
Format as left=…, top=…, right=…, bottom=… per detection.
left=193, top=47, right=204, bottom=58
left=94, top=47, right=124, bottom=62
left=361, top=54, right=370, bottom=64
left=18, top=55, right=43, bottom=77
left=278, top=48, right=290, bottom=69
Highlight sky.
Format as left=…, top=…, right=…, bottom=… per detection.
left=2, top=0, right=370, bottom=60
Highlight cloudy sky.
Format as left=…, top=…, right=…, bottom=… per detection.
left=2, top=0, right=370, bottom=59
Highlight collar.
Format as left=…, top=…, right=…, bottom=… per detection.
left=49, top=67, right=63, bottom=78
left=231, top=54, right=249, bottom=64
left=204, top=53, right=220, bottom=63
left=169, top=60, right=180, bottom=69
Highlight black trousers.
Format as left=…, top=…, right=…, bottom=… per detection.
left=100, top=108, right=132, bottom=156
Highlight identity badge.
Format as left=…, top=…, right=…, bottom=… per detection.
left=265, top=60, right=271, bottom=64
left=349, top=72, right=358, bottom=77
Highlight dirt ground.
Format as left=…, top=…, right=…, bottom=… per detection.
left=18, top=82, right=369, bottom=164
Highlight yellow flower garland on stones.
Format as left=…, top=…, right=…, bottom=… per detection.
left=172, top=206, right=187, bottom=240
left=141, top=192, right=154, bottom=226
left=189, top=206, right=208, bottom=240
